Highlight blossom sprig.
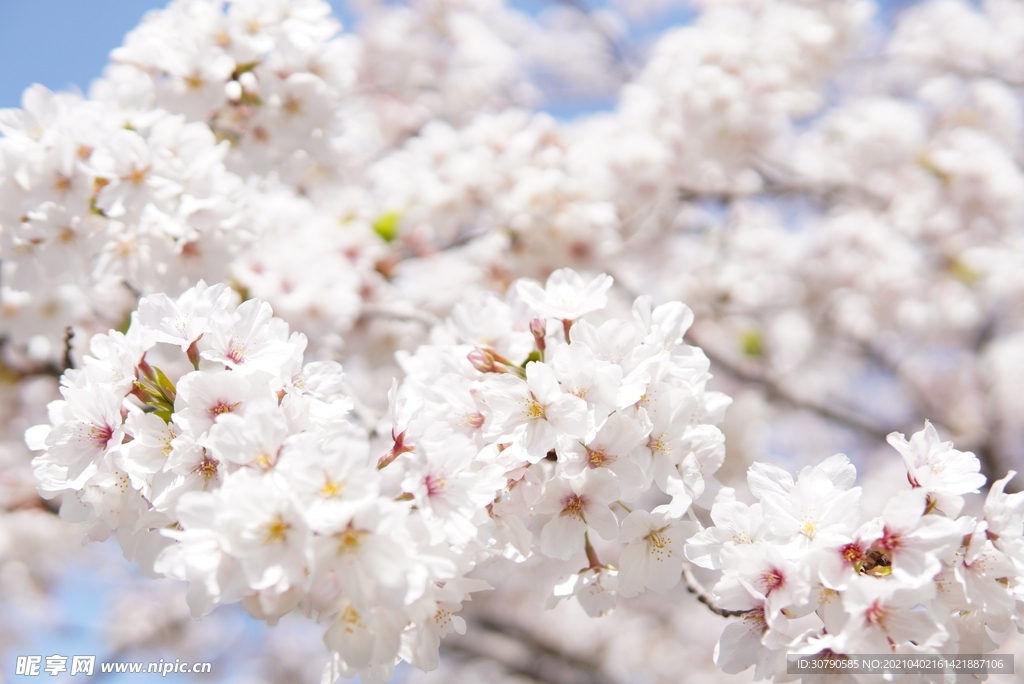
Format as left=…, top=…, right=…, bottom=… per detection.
left=685, top=425, right=1024, bottom=681
left=25, top=267, right=733, bottom=681
left=8, top=0, right=1024, bottom=681
left=387, top=267, right=730, bottom=615
left=24, top=282, right=495, bottom=684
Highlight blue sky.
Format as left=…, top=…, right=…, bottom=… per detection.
left=0, top=0, right=166, bottom=108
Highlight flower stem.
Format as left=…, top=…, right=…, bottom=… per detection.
left=584, top=533, right=602, bottom=569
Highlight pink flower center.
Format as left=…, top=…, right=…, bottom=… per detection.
left=865, top=600, right=887, bottom=628
left=761, top=568, right=785, bottom=594
left=193, top=456, right=219, bottom=484
left=89, top=423, right=114, bottom=448
left=207, top=400, right=240, bottom=420
left=878, top=526, right=902, bottom=552
left=226, top=341, right=247, bottom=364
left=841, top=542, right=864, bottom=565
left=561, top=493, right=586, bottom=518
left=425, top=473, right=446, bottom=498
left=743, top=607, right=768, bottom=634
left=525, top=398, right=546, bottom=420
left=587, top=448, right=616, bottom=469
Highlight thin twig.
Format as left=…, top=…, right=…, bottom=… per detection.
left=682, top=562, right=747, bottom=619
left=861, top=337, right=1009, bottom=486
left=358, top=304, right=440, bottom=327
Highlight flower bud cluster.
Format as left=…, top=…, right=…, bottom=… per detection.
left=686, top=423, right=1024, bottom=680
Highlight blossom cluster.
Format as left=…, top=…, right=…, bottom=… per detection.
left=388, top=267, right=730, bottom=614
left=5, top=0, right=1024, bottom=681
left=25, top=281, right=482, bottom=683
left=96, top=0, right=360, bottom=187
left=0, top=88, right=246, bottom=366
left=93, top=0, right=545, bottom=193
left=25, top=269, right=731, bottom=681
left=687, top=423, right=1024, bottom=680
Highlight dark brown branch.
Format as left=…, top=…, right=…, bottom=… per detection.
left=682, top=562, right=747, bottom=619
left=63, top=326, right=75, bottom=371
left=0, top=336, right=68, bottom=380
left=604, top=274, right=896, bottom=443
left=358, top=304, right=440, bottom=327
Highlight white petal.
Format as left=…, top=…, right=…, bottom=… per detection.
left=541, top=515, right=586, bottom=560
left=617, top=542, right=648, bottom=597
left=586, top=503, right=619, bottom=541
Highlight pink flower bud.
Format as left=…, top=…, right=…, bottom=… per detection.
left=530, top=317, right=546, bottom=351
left=467, top=348, right=497, bottom=373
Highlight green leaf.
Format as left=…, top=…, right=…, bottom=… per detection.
left=238, top=92, right=263, bottom=107
left=523, top=351, right=541, bottom=366
left=153, top=367, right=177, bottom=402
left=232, top=61, right=260, bottom=78
left=89, top=197, right=106, bottom=217
left=949, top=258, right=978, bottom=286
left=741, top=328, right=764, bottom=357
left=373, top=210, right=402, bottom=243
left=135, top=373, right=176, bottom=416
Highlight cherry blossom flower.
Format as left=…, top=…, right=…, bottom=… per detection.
left=478, top=362, right=589, bottom=462
left=617, top=506, right=695, bottom=596
left=536, top=467, right=620, bottom=560
left=887, top=421, right=986, bottom=517
left=516, top=268, right=614, bottom=322
left=834, top=577, right=946, bottom=653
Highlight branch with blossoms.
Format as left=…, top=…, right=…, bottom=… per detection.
left=683, top=425, right=1024, bottom=677
left=23, top=267, right=1024, bottom=684
left=4, top=0, right=1024, bottom=683
left=24, top=269, right=732, bottom=682
left=681, top=562, right=748, bottom=619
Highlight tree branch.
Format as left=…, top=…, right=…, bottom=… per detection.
left=860, top=337, right=1009, bottom=487
left=682, top=562, right=747, bottom=619
left=692, top=332, right=894, bottom=443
